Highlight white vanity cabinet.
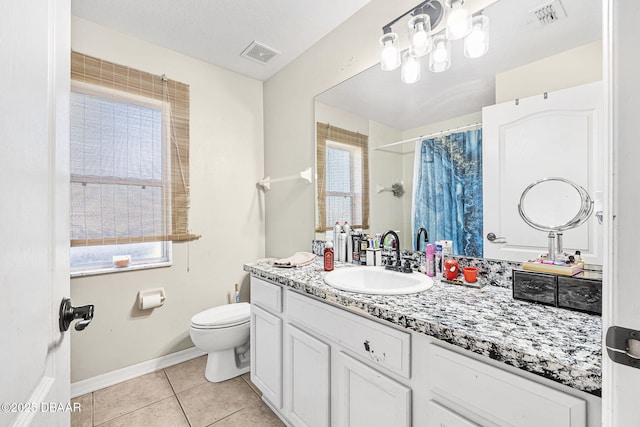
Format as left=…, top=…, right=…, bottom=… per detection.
left=251, top=276, right=411, bottom=427
left=250, top=275, right=598, bottom=427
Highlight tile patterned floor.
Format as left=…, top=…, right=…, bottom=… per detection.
left=71, top=356, right=284, bottom=427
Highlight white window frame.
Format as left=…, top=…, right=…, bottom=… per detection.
left=69, top=81, right=173, bottom=276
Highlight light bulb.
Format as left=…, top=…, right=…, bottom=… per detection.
left=408, top=14, right=431, bottom=57
left=401, top=52, right=421, bottom=84
left=413, top=23, right=428, bottom=47
left=382, top=43, right=398, bottom=64
left=464, top=15, right=490, bottom=58
left=433, top=43, right=447, bottom=63
left=446, top=6, right=471, bottom=40
left=379, top=33, right=401, bottom=71
left=429, top=36, right=450, bottom=73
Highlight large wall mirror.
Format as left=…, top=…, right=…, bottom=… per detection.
left=314, top=0, right=602, bottom=262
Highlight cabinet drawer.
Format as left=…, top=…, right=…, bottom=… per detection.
left=287, top=291, right=411, bottom=378
left=251, top=276, right=282, bottom=313
left=429, top=345, right=586, bottom=427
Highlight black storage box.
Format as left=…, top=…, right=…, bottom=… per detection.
left=512, top=269, right=602, bottom=315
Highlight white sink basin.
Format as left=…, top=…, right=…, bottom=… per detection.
left=324, top=266, right=434, bottom=295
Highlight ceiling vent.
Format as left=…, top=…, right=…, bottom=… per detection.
left=529, top=0, right=567, bottom=26
left=240, top=41, right=280, bottom=65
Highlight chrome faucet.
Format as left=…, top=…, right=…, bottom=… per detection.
left=381, top=230, right=412, bottom=273
left=416, top=227, right=428, bottom=251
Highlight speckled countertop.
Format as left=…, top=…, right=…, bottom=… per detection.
left=244, top=257, right=602, bottom=396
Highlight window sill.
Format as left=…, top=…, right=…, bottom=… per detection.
left=70, top=260, right=172, bottom=278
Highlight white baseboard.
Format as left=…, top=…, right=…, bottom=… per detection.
left=71, top=347, right=206, bottom=398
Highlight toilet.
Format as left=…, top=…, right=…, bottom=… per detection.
left=189, top=302, right=251, bottom=382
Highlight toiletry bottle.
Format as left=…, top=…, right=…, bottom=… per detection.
left=360, top=236, right=369, bottom=265
left=333, top=221, right=341, bottom=240
left=337, top=230, right=346, bottom=262
left=324, top=240, right=334, bottom=272
left=234, top=283, right=240, bottom=303
left=425, top=244, right=435, bottom=277
left=352, top=233, right=361, bottom=264
left=435, top=242, right=443, bottom=279
left=343, top=221, right=352, bottom=263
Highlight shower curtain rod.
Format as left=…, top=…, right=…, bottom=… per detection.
left=373, top=122, right=483, bottom=151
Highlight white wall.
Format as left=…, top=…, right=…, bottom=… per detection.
left=70, top=17, right=264, bottom=382
left=263, top=0, right=420, bottom=257
left=368, top=120, right=404, bottom=238
left=495, top=41, right=602, bottom=103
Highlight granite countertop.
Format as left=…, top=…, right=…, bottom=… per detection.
left=244, top=257, right=602, bottom=396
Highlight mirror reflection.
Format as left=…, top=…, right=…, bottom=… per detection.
left=314, top=0, right=602, bottom=259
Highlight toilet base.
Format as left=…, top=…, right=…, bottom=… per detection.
left=204, top=348, right=250, bottom=383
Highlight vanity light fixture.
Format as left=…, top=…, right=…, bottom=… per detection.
left=378, top=0, right=489, bottom=84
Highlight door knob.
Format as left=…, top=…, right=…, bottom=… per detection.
left=486, top=232, right=507, bottom=243
left=59, top=298, right=95, bottom=332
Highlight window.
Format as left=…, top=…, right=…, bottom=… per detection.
left=316, top=122, right=369, bottom=232
left=70, top=52, right=198, bottom=275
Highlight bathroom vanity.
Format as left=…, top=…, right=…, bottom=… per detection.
left=244, top=259, right=602, bottom=427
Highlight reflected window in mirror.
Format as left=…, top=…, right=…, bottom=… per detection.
left=316, top=122, right=369, bottom=232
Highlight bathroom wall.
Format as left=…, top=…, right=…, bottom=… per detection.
left=70, top=17, right=265, bottom=382
left=368, top=120, right=404, bottom=237
left=495, top=41, right=602, bottom=103
left=263, top=0, right=420, bottom=258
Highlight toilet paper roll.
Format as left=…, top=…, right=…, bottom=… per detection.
left=140, top=293, right=163, bottom=310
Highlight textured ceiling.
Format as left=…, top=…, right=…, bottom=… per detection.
left=71, top=0, right=372, bottom=81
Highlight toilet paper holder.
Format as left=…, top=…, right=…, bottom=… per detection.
left=137, top=288, right=166, bottom=310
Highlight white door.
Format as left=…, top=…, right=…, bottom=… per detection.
left=483, top=82, right=603, bottom=264
left=284, top=325, right=330, bottom=427
left=603, top=1, right=640, bottom=426
left=0, top=1, right=71, bottom=426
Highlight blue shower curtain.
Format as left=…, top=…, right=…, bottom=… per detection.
left=412, top=129, right=483, bottom=257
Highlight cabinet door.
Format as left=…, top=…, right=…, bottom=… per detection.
left=284, top=325, right=330, bottom=427
left=250, top=305, right=283, bottom=408
left=335, top=351, right=411, bottom=427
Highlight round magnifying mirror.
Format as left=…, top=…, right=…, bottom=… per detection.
left=518, top=177, right=593, bottom=232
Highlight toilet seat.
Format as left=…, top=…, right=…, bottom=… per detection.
left=190, top=302, right=250, bottom=329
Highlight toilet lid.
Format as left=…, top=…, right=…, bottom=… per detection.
left=190, top=302, right=250, bottom=328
